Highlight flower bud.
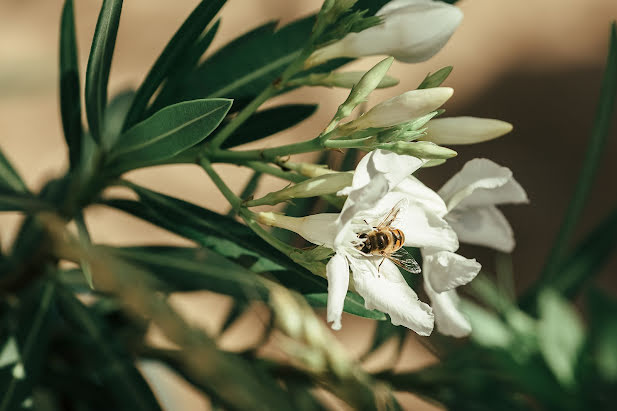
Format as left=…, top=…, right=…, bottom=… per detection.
left=420, top=117, right=514, bottom=145
left=247, top=173, right=353, bottom=206
left=344, top=87, right=453, bottom=131
left=337, top=57, right=394, bottom=118
left=381, top=141, right=457, bottom=159
left=307, top=0, right=463, bottom=66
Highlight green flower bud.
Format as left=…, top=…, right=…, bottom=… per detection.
left=247, top=173, right=352, bottom=206
left=380, top=141, right=457, bottom=160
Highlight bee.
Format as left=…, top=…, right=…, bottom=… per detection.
left=357, top=200, right=421, bottom=274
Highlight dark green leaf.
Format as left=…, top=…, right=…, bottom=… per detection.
left=85, top=0, right=123, bottom=144
left=0, top=282, right=56, bottom=411
left=55, top=286, right=162, bottom=411
left=150, top=21, right=278, bottom=111
left=417, top=66, right=453, bottom=89
left=106, top=98, right=232, bottom=174
left=537, top=289, right=584, bottom=387
left=59, top=0, right=82, bottom=169
left=222, top=104, right=318, bottom=149
left=108, top=246, right=270, bottom=299
left=304, top=292, right=387, bottom=321
left=102, top=89, right=135, bottom=148
left=528, top=23, right=617, bottom=303
left=0, top=191, right=52, bottom=213
left=587, top=288, right=617, bottom=382
left=123, top=0, right=226, bottom=130
left=550, top=206, right=617, bottom=298
left=0, top=149, right=27, bottom=193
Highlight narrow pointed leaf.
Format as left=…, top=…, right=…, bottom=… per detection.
left=102, top=89, right=135, bottom=148
left=0, top=191, right=52, bottom=213
left=0, top=282, right=56, bottom=411
left=55, top=287, right=163, bottom=411
left=531, top=23, right=617, bottom=298
left=537, top=289, right=585, bottom=387
left=123, top=0, right=226, bottom=130
left=222, top=104, right=318, bottom=148
left=85, top=0, right=123, bottom=144
left=59, top=0, right=82, bottom=169
left=0, top=149, right=27, bottom=193
left=106, top=98, right=232, bottom=174
left=108, top=246, right=270, bottom=299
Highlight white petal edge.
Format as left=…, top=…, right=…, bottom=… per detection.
left=422, top=249, right=481, bottom=293
left=349, top=257, right=434, bottom=336
left=326, top=253, right=350, bottom=330
left=424, top=279, right=471, bottom=337
left=421, top=117, right=513, bottom=145
left=446, top=205, right=516, bottom=253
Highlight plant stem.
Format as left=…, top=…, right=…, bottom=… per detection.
left=199, top=157, right=241, bottom=211
left=239, top=209, right=297, bottom=256
left=244, top=162, right=306, bottom=183
left=209, top=137, right=324, bottom=163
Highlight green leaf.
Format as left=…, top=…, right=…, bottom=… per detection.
left=123, top=0, right=226, bottom=130
left=304, top=292, right=387, bottom=321
left=85, top=0, right=123, bottom=145
left=59, top=0, right=82, bottom=169
left=460, top=300, right=513, bottom=349
left=0, top=191, right=52, bottom=213
left=221, top=104, right=318, bottom=149
left=0, top=282, right=56, bottom=411
left=0, top=150, right=27, bottom=193
left=55, top=287, right=162, bottom=411
left=587, top=288, right=617, bottom=382
left=102, top=89, right=135, bottom=148
left=549, top=206, right=617, bottom=299
left=417, top=66, right=453, bottom=89
left=150, top=21, right=278, bottom=111
left=106, top=98, right=232, bottom=174
left=529, top=23, right=617, bottom=301
left=537, top=289, right=585, bottom=387
left=108, top=246, right=270, bottom=299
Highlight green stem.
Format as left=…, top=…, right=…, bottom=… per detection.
left=209, top=138, right=324, bottom=163
left=244, top=162, right=306, bottom=183
left=199, top=157, right=241, bottom=211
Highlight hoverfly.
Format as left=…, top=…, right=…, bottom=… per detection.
left=357, top=200, right=421, bottom=274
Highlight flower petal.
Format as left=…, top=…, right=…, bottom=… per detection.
left=422, top=249, right=481, bottom=293
left=424, top=280, right=471, bottom=337
left=394, top=176, right=448, bottom=217
left=326, top=253, right=350, bottom=330
left=259, top=212, right=339, bottom=248
left=349, top=257, right=434, bottom=336
left=438, top=158, right=528, bottom=210
left=446, top=205, right=516, bottom=253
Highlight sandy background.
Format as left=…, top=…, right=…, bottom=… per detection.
left=1, top=0, right=616, bottom=409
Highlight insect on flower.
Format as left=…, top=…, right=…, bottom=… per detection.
left=357, top=200, right=422, bottom=274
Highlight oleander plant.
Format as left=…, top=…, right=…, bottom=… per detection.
left=1, top=0, right=616, bottom=409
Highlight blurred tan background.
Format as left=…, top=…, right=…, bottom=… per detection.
left=1, top=0, right=616, bottom=409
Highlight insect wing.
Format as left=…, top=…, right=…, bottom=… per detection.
left=389, top=247, right=421, bottom=274
left=375, top=199, right=406, bottom=229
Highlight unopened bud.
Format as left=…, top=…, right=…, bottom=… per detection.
left=420, top=117, right=513, bottom=145
left=247, top=173, right=353, bottom=206
left=381, top=141, right=457, bottom=160
left=343, top=87, right=453, bottom=131
left=337, top=57, right=394, bottom=119
left=307, top=0, right=462, bottom=66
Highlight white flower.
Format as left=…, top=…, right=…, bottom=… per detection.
left=307, top=0, right=463, bottom=66
left=259, top=150, right=459, bottom=334
left=439, top=158, right=529, bottom=253
left=420, top=117, right=514, bottom=145
left=420, top=158, right=528, bottom=337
